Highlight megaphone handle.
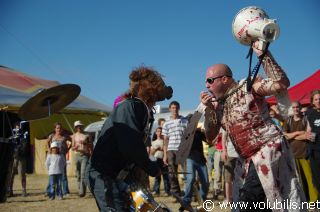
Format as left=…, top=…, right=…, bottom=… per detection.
left=258, top=40, right=267, bottom=51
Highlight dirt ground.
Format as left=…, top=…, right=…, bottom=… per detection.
left=0, top=174, right=230, bottom=212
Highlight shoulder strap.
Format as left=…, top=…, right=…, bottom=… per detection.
left=285, top=116, right=293, bottom=131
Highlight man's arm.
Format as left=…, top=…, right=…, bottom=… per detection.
left=163, top=136, right=169, bottom=165
left=221, top=129, right=228, bottom=163
left=204, top=107, right=221, bottom=145
left=251, top=40, right=290, bottom=98
left=296, top=121, right=314, bottom=141
left=87, top=135, right=93, bottom=156
left=283, top=131, right=305, bottom=140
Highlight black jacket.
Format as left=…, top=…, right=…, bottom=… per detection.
left=91, top=97, right=159, bottom=178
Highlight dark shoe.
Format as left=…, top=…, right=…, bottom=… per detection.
left=179, top=204, right=193, bottom=212
left=21, top=190, right=27, bottom=197
left=179, top=206, right=185, bottom=212
left=212, top=189, right=221, bottom=200
left=79, top=193, right=85, bottom=197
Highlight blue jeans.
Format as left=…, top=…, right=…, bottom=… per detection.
left=152, top=158, right=170, bottom=194
left=46, top=157, right=69, bottom=195
left=207, top=153, right=214, bottom=180
left=182, top=158, right=209, bottom=205
left=86, top=160, right=129, bottom=212
left=49, top=174, right=63, bottom=199
left=62, top=161, right=70, bottom=195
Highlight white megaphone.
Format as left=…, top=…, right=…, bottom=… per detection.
left=232, top=6, right=280, bottom=50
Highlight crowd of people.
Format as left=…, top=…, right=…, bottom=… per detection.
left=6, top=42, right=320, bottom=212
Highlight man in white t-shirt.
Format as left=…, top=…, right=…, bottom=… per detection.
left=162, top=101, right=188, bottom=197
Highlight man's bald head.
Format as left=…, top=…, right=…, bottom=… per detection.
left=206, top=64, right=233, bottom=77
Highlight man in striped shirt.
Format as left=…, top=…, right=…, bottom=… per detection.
left=162, top=101, right=188, bottom=197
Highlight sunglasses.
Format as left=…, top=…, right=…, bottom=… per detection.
left=206, top=75, right=231, bottom=84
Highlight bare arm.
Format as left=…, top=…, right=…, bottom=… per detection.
left=87, top=135, right=93, bottom=156
left=71, top=134, right=76, bottom=150
left=200, top=92, right=222, bottom=145
left=66, top=135, right=72, bottom=151
left=283, top=131, right=305, bottom=140
left=47, top=134, right=53, bottom=153
left=163, top=136, right=169, bottom=165
left=221, top=129, right=228, bottom=162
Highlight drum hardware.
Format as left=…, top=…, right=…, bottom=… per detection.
left=125, top=167, right=171, bottom=212
left=18, top=84, right=80, bottom=120
left=130, top=189, right=171, bottom=212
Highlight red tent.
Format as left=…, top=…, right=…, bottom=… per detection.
left=266, top=69, right=320, bottom=105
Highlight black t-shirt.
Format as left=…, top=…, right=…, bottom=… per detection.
left=306, top=107, right=320, bottom=150
left=188, top=129, right=207, bottom=164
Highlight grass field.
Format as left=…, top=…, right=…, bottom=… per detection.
left=0, top=174, right=230, bottom=212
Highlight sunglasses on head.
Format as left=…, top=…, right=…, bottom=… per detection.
left=206, top=75, right=231, bottom=84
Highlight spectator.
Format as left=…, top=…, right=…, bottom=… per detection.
left=212, top=129, right=224, bottom=200
left=150, top=127, right=170, bottom=197
left=221, top=129, right=239, bottom=203
left=301, top=107, right=308, bottom=116
left=152, top=118, right=166, bottom=141
left=45, top=142, right=65, bottom=200
left=206, top=142, right=215, bottom=193
left=269, top=107, right=283, bottom=129
left=46, top=122, right=71, bottom=196
left=72, top=120, right=93, bottom=197
left=180, top=124, right=209, bottom=211
left=283, top=101, right=318, bottom=202
left=305, top=90, right=320, bottom=195
left=162, top=101, right=188, bottom=199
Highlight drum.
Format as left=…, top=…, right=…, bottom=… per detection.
left=130, top=190, right=155, bottom=212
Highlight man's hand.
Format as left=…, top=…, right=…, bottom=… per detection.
left=200, top=91, right=218, bottom=110
left=252, top=41, right=265, bottom=57
left=163, top=154, right=168, bottom=166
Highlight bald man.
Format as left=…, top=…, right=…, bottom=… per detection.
left=201, top=42, right=306, bottom=212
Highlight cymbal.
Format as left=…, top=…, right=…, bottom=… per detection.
left=19, top=84, right=81, bottom=120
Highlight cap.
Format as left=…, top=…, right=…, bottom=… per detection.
left=74, top=120, right=84, bottom=128
left=50, top=142, right=59, bottom=149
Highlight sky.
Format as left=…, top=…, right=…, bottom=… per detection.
left=0, top=0, right=319, bottom=110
